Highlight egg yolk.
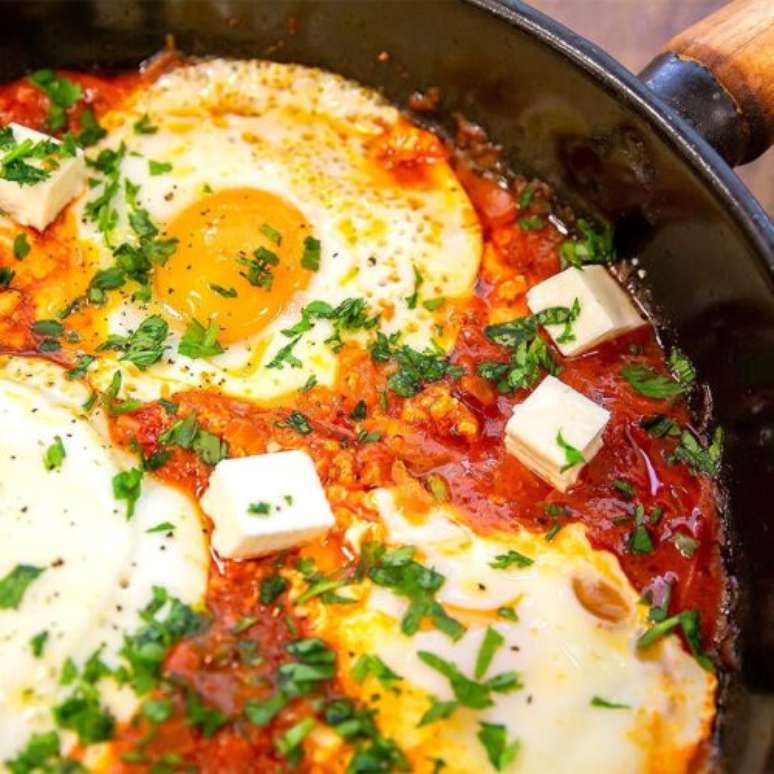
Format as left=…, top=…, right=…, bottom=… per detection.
left=155, top=188, right=314, bottom=344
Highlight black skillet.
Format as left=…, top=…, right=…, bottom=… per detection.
left=1, top=0, right=773, bottom=769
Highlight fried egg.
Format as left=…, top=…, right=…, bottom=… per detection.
left=0, top=356, right=208, bottom=761
left=41, top=59, right=481, bottom=403
left=303, top=489, right=716, bottom=773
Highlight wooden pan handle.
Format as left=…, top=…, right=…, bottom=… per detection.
left=641, top=0, right=774, bottom=165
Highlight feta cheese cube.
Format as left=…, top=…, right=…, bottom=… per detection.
left=526, top=265, right=645, bottom=357
left=505, top=375, right=610, bottom=492
left=0, top=123, right=87, bottom=230
left=200, top=450, right=335, bottom=559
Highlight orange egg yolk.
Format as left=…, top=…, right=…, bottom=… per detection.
left=155, top=188, right=313, bottom=344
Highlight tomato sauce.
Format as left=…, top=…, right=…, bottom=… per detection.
left=0, top=63, right=725, bottom=771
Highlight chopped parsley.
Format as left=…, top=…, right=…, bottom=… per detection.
left=640, top=413, right=681, bottom=438
left=99, top=314, right=169, bottom=370
left=477, top=722, right=520, bottom=771
left=276, top=410, right=313, bottom=435
left=74, top=109, right=106, bottom=147
left=28, top=69, right=82, bottom=130
left=158, top=413, right=229, bottom=466
left=184, top=690, right=227, bottom=737
left=636, top=608, right=714, bottom=671
left=112, top=467, right=143, bottom=519
left=559, top=219, right=615, bottom=269
left=351, top=400, right=367, bottom=421
left=266, top=336, right=302, bottom=369
left=65, top=354, right=95, bottom=380
left=423, top=297, right=446, bottom=311
left=248, top=501, right=272, bottom=516
left=0, top=267, right=13, bottom=288
left=101, top=370, right=141, bottom=415
left=276, top=717, right=315, bottom=763
left=133, top=114, right=158, bottom=135
left=141, top=698, right=172, bottom=724
left=13, top=232, right=30, bottom=259
left=613, top=478, right=635, bottom=499
left=240, top=246, right=279, bottom=289
left=282, top=297, right=379, bottom=352
left=475, top=626, right=504, bottom=679
left=590, top=696, right=631, bottom=709
left=363, top=542, right=465, bottom=641
left=518, top=215, right=545, bottom=231
left=489, top=550, right=533, bottom=570
left=477, top=305, right=580, bottom=393
left=43, top=435, right=66, bottom=471
left=178, top=319, right=224, bottom=359
left=146, top=521, right=175, bottom=534
left=148, top=159, right=172, bottom=175
left=30, top=630, right=49, bottom=658
left=668, top=348, right=696, bottom=390
left=370, top=333, right=463, bottom=397
left=419, top=698, right=458, bottom=727
left=405, top=264, right=423, bottom=309
left=670, top=427, right=723, bottom=478
left=209, top=283, right=237, bottom=298
left=260, top=223, right=282, bottom=245
left=259, top=574, right=289, bottom=605
left=556, top=430, right=584, bottom=472
left=300, top=235, right=321, bottom=271
left=118, top=585, right=209, bottom=694
left=351, top=654, right=401, bottom=687
left=620, top=363, right=684, bottom=399
left=0, top=564, right=45, bottom=609
left=672, top=532, right=699, bottom=558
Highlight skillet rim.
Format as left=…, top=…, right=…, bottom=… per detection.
left=469, top=0, right=774, bottom=276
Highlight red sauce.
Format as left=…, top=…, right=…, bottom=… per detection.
left=0, top=63, right=724, bottom=771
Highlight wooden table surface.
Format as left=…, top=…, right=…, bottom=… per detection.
left=528, top=0, right=773, bottom=215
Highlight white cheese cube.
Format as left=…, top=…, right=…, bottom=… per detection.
left=504, top=375, right=610, bottom=492
left=526, top=265, right=645, bottom=357
left=0, top=123, right=87, bottom=230
left=200, top=450, right=335, bottom=559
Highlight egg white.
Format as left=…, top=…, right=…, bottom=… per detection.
left=304, top=489, right=716, bottom=773
left=0, top=356, right=208, bottom=761
left=73, top=59, right=482, bottom=403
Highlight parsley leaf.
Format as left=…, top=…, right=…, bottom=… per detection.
left=559, top=219, right=615, bottom=269
left=300, top=236, right=321, bottom=271
left=260, top=223, right=282, bottom=245
left=277, top=410, right=312, bottom=435
left=259, top=574, right=289, bottom=605
left=489, top=550, right=533, bottom=570
left=112, top=467, right=143, bottom=519
left=13, top=232, right=30, bottom=259
left=365, top=543, right=465, bottom=641
left=240, top=246, right=279, bottom=289
left=477, top=722, right=520, bottom=771
left=636, top=608, right=714, bottom=671
left=621, top=363, right=684, bottom=399
left=556, top=430, right=585, bottom=472
left=43, top=435, right=66, bottom=471
left=405, top=264, right=423, bottom=309
left=418, top=698, right=458, bottom=726
left=30, top=630, right=49, bottom=657
left=670, top=427, right=723, bottom=478
left=148, top=159, right=172, bottom=175
left=178, top=319, right=224, bottom=359
left=210, top=283, right=237, bottom=298
left=100, top=314, right=169, bottom=370
left=0, top=267, right=13, bottom=288
left=0, top=564, right=45, bottom=609
left=133, top=114, right=158, bottom=135
left=475, top=626, right=504, bottom=679
left=28, top=69, right=82, bottom=130
left=590, top=696, right=630, bottom=709
left=418, top=651, right=492, bottom=709
left=65, top=354, right=95, bottom=380
left=668, top=348, right=696, bottom=390
left=184, top=690, right=227, bottom=737
left=351, top=654, right=401, bottom=687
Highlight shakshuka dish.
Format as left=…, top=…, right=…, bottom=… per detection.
left=0, top=53, right=727, bottom=773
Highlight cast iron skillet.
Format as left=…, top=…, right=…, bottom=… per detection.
left=2, top=0, right=773, bottom=769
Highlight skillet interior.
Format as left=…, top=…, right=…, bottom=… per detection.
left=2, top=0, right=774, bottom=768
